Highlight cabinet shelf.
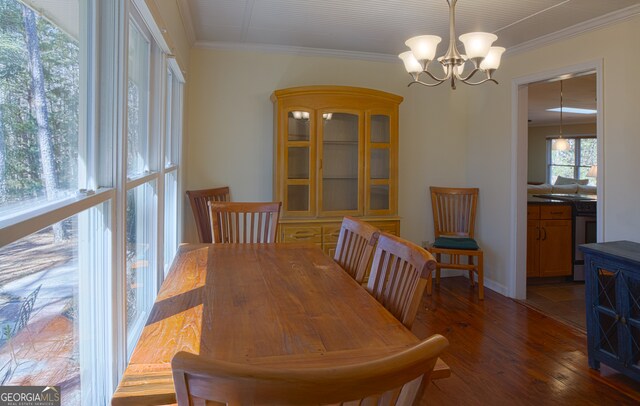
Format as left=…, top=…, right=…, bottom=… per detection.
left=323, top=140, right=358, bottom=145
left=288, top=135, right=309, bottom=141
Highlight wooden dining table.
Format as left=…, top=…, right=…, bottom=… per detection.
left=111, top=242, right=449, bottom=405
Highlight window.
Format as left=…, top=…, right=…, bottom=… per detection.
left=125, top=16, right=157, bottom=352
left=0, top=1, right=91, bottom=403
left=163, top=65, right=183, bottom=273
left=0, top=0, right=80, bottom=219
left=547, top=136, right=597, bottom=185
left=125, top=181, right=156, bottom=355
left=127, top=20, right=150, bottom=178
left=0, top=202, right=110, bottom=404
left=0, top=0, right=185, bottom=404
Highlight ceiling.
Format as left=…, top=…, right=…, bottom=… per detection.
left=528, top=74, right=597, bottom=126
left=180, top=1, right=637, bottom=126
left=183, top=0, right=640, bottom=57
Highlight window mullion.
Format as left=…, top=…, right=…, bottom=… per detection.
left=574, top=138, right=581, bottom=179
left=0, top=189, right=113, bottom=247
left=126, top=172, right=159, bottom=189
left=101, top=0, right=130, bottom=395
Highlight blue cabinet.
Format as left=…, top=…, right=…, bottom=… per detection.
left=580, top=241, right=640, bottom=381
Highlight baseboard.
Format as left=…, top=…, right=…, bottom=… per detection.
left=437, top=271, right=509, bottom=297
left=482, top=278, right=509, bottom=296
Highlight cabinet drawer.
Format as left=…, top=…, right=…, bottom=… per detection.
left=322, top=224, right=342, bottom=243
left=280, top=225, right=322, bottom=243
left=527, top=205, right=540, bottom=219
left=371, top=221, right=399, bottom=236
left=541, top=205, right=571, bottom=219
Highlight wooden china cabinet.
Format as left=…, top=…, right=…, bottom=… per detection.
left=271, top=86, right=402, bottom=256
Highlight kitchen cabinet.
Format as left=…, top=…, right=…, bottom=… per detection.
left=271, top=86, right=402, bottom=253
left=527, top=203, right=572, bottom=277
left=581, top=241, right=640, bottom=382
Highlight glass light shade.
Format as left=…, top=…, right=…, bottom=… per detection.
left=553, top=138, right=570, bottom=151
left=405, top=35, right=442, bottom=62
left=587, top=165, right=597, bottom=177
left=292, top=111, right=303, bottom=119
left=459, top=32, right=497, bottom=59
left=398, top=51, right=423, bottom=74
left=479, top=46, right=505, bottom=70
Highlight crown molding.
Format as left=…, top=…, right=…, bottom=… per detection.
left=505, top=4, right=640, bottom=57
left=177, top=0, right=196, bottom=46
left=194, top=41, right=398, bottom=63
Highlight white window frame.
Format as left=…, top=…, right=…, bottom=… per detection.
left=0, top=0, right=186, bottom=404
left=162, top=60, right=184, bottom=276
left=124, top=5, right=160, bottom=358
left=0, top=1, right=115, bottom=404
left=546, top=135, right=597, bottom=183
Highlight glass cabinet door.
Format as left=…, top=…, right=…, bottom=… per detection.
left=319, top=112, right=361, bottom=214
left=285, top=110, right=313, bottom=214
left=368, top=113, right=393, bottom=213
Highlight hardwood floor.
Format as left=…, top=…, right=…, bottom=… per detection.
left=413, top=277, right=640, bottom=405
left=525, top=281, right=586, bottom=331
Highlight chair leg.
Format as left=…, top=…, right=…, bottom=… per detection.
left=426, top=268, right=433, bottom=296
left=468, top=255, right=474, bottom=286
left=435, top=254, right=441, bottom=286
left=477, top=252, right=484, bottom=300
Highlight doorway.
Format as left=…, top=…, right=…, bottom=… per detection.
left=509, top=61, right=604, bottom=306
left=524, top=73, right=598, bottom=330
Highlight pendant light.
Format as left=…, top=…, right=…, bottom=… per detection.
left=553, top=80, right=570, bottom=151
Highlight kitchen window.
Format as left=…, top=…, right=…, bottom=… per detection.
left=547, top=136, right=597, bottom=185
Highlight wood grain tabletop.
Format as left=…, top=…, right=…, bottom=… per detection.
left=111, top=243, right=424, bottom=405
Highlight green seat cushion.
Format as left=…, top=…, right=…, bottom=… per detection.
left=433, top=237, right=479, bottom=250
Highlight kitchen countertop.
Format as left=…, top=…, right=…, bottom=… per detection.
left=528, top=196, right=572, bottom=204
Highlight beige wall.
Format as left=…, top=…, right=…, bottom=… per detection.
left=527, top=123, right=596, bottom=183
left=184, top=47, right=469, bottom=244
left=467, top=15, right=640, bottom=291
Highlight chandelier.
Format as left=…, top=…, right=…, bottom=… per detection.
left=398, top=0, right=505, bottom=89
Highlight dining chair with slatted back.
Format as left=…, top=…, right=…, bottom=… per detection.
left=429, top=186, right=484, bottom=299
left=366, top=233, right=436, bottom=330
left=186, top=186, right=231, bottom=243
left=209, top=201, right=282, bottom=244
left=333, top=216, right=380, bottom=284
left=172, top=334, right=448, bottom=406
